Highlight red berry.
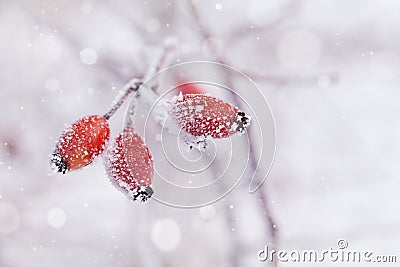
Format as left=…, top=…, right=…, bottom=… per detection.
left=104, top=128, right=154, bottom=202
left=171, top=94, right=250, bottom=139
left=175, top=80, right=205, bottom=95
left=50, top=115, right=110, bottom=173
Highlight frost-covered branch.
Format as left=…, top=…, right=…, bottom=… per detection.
left=184, top=1, right=280, bottom=265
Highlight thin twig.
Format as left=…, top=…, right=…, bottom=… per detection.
left=103, top=80, right=142, bottom=120
left=225, top=201, right=240, bottom=267
left=123, top=42, right=176, bottom=128
left=258, top=186, right=278, bottom=246
left=184, top=1, right=280, bottom=266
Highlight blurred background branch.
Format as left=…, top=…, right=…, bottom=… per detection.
left=1, top=0, right=400, bottom=267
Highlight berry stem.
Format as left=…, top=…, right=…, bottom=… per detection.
left=103, top=80, right=143, bottom=120
left=103, top=42, right=174, bottom=121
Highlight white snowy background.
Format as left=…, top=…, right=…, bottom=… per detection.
left=1, top=0, right=399, bottom=266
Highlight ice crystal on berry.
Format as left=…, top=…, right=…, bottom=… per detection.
left=167, top=93, right=251, bottom=150
left=104, top=128, right=154, bottom=202
left=50, top=115, right=110, bottom=173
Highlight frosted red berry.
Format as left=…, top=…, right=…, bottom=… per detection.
left=175, top=81, right=205, bottom=95
left=104, top=128, right=154, bottom=202
left=171, top=93, right=250, bottom=139
left=50, top=115, right=110, bottom=173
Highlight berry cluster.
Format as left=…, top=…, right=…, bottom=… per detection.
left=50, top=84, right=250, bottom=202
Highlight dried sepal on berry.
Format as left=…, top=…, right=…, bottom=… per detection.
left=50, top=115, right=110, bottom=173
left=171, top=93, right=251, bottom=139
left=104, top=128, right=154, bottom=202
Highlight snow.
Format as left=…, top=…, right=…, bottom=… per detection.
left=47, top=207, right=66, bottom=229
left=247, top=0, right=280, bottom=26
left=277, top=29, right=322, bottom=71
left=151, top=218, right=181, bottom=251
left=145, top=18, right=161, bottom=33
left=0, top=202, right=20, bottom=234
left=45, top=78, right=61, bottom=92
left=199, top=205, right=216, bottom=220
left=79, top=48, right=98, bottom=65
left=81, top=2, right=93, bottom=14
left=1, top=0, right=400, bottom=266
